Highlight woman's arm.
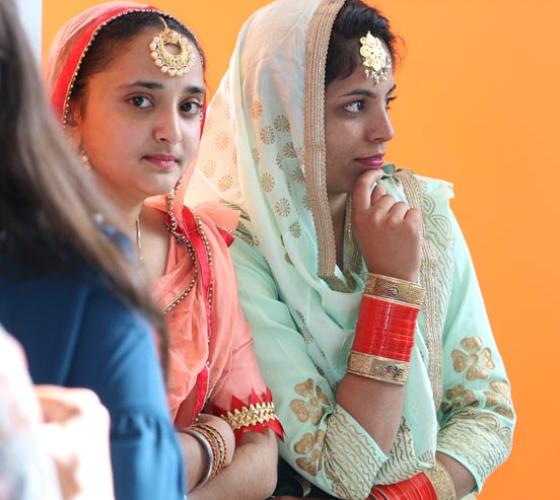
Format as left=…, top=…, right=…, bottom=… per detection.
left=74, top=287, right=186, bottom=500
left=434, top=212, right=515, bottom=494
left=190, top=430, right=278, bottom=500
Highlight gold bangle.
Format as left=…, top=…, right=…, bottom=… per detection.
left=364, top=273, right=425, bottom=307
left=347, top=351, right=409, bottom=385
left=424, top=460, right=457, bottom=500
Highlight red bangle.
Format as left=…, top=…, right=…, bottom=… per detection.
left=370, top=472, right=437, bottom=499
left=353, top=295, right=419, bottom=362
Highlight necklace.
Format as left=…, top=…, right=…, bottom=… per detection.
left=135, top=217, right=143, bottom=261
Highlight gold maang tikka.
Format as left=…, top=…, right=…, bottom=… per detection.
left=149, top=17, right=195, bottom=77
left=359, top=31, right=391, bottom=84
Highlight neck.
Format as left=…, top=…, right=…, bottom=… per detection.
left=97, top=176, right=145, bottom=242
left=328, top=191, right=348, bottom=269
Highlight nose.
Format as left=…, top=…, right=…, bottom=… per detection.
left=153, top=108, right=182, bottom=145
left=367, top=107, right=395, bottom=144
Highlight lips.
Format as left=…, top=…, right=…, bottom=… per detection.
left=355, top=153, right=385, bottom=169
left=143, top=154, right=179, bottom=171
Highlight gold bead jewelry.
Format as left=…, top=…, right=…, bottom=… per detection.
left=359, top=31, right=392, bottom=83
left=149, top=16, right=196, bottom=77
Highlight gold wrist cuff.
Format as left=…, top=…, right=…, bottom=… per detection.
left=364, top=273, right=425, bottom=307
left=347, top=351, right=409, bottom=385
left=424, top=460, right=457, bottom=500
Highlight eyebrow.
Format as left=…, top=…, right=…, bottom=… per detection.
left=120, top=80, right=205, bottom=95
left=339, top=84, right=397, bottom=98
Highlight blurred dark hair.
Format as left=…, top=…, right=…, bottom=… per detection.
left=70, top=11, right=205, bottom=109
left=0, top=0, right=169, bottom=377
left=326, top=0, right=399, bottom=86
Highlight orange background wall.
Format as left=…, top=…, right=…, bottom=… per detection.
left=43, top=1, right=559, bottom=498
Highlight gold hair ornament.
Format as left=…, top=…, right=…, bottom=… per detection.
left=149, top=17, right=195, bottom=76
left=359, top=31, right=392, bottom=84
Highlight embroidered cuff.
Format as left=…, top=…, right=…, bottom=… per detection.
left=213, top=388, right=284, bottom=443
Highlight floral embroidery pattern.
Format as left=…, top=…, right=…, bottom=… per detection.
left=215, top=131, right=230, bottom=150
left=217, top=174, right=234, bottom=192
left=282, top=141, right=297, bottom=159
left=275, top=151, right=284, bottom=170
left=484, top=381, right=514, bottom=420
left=441, top=384, right=480, bottom=414
left=288, top=222, right=302, bottom=238
left=274, top=114, right=290, bottom=132
left=251, top=100, right=263, bottom=120
left=260, top=125, right=275, bottom=145
left=251, top=148, right=260, bottom=165
left=201, top=159, right=216, bottom=178
left=452, top=337, right=495, bottom=380
left=302, top=194, right=311, bottom=210
left=274, top=198, right=291, bottom=217
left=290, top=378, right=330, bottom=424
left=260, top=172, right=275, bottom=192
left=294, top=430, right=325, bottom=476
left=290, top=167, right=305, bottom=184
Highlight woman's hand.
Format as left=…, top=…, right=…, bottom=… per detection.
left=197, top=413, right=236, bottom=467
left=35, top=385, right=114, bottom=500
left=352, top=170, right=422, bottom=282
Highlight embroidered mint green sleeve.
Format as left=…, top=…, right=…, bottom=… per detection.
left=437, top=212, right=515, bottom=492
left=230, top=237, right=388, bottom=499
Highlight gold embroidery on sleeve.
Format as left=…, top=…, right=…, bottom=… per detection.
left=441, top=384, right=480, bottom=414
left=294, top=430, right=326, bottom=476
left=289, top=378, right=330, bottom=424
left=484, top=381, right=514, bottom=420
left=323, top=408, right=384, bottom=499
left=452, top=337, right=496, bottom=380
left=220, top=401, right=279, bottom=430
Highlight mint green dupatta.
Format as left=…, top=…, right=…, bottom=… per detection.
left=187, top=0, right=514, bottom=497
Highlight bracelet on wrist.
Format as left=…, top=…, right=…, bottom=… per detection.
left=365, top=272, right=425, bottom=308
left=348, top=351, right=410, bottom=385
left=191, top=423, right=227, bottom=479
left=353, top=295, right=418, bottom=361
left=424, top=460, right=457, bottom=500
left=179, top=428, right=213, bottom=488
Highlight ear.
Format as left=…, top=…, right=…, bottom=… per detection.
left=65, top=101, right=83, bottom=151
left=65, top=99, right=82, bottom=127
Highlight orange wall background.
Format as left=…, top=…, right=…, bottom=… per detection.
left=43, top=1, right=559, bottom=498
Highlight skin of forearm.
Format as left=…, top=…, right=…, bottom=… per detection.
left=177, top=432, right=210, bottom=492
left=190, top=430, right=278, bottom=500
left=336, top=373, right=406, bottom=454
left=436, top=452, right=476, bottom=499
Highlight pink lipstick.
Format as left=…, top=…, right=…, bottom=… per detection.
left=144, top=154, right=178, bottom=171
left=356, top=153, right=385, bottom=169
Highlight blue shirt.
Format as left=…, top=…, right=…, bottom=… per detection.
left=0, top=267, right=185, bottom=500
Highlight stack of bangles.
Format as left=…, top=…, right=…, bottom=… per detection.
left=179, top=422, right=228, bottom=488
left=369, top=460, right=457, bottom=499
left=347, top=273, right=425, bottom=386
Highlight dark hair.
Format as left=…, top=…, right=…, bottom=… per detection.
left=326, top=0, right=398, bottom=86
left=0, top=0, right=168, bottom=376
left=71, top=11, right=205, bottom=107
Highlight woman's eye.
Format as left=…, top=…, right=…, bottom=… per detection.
left=129, top=95, right=152, bottom=109
left=181, top=101, right=203, bottom=115
left=344, top=100, right=364, bottom=113
left=385, top=95, right=397, bottom=110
